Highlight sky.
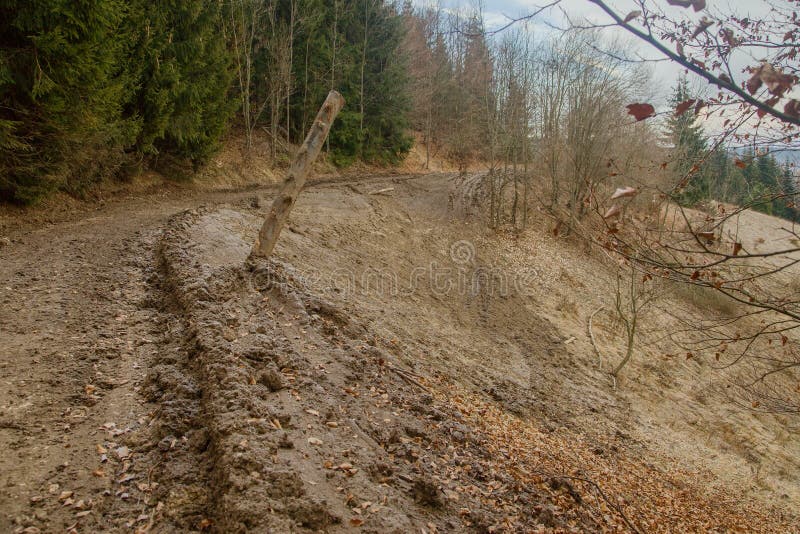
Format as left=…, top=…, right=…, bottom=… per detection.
left=412, top=0, right=779, bottom=107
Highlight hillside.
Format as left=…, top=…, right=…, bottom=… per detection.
left=1, top=173, right=797, bottom=533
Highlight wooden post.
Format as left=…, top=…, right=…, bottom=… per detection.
left=251, top=90, right=345, bottom=258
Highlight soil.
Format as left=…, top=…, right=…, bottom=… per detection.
left=1, top=173, right=798, bottom=533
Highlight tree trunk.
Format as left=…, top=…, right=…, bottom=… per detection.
left=328, top=0, right=338, bottom=154
left=360, top=0, right=369, bottom=135
left=425, top=106, right=431, bottom=170
left=252, top=91, right=345, bottom=259
left=286, top=0, right=295, bottom=145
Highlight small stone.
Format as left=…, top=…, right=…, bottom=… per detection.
left=278, top=432, right=293, bottom=449
left=222, top=328, right=236, bottom=342
left=412, top=477, right=443, bottom=508
left=258, top=368, right=284, bottom=392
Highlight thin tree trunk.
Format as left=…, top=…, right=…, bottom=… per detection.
left=612, top=323, right=636, bottom=378
left=523, top=139, right=528, bottom=228
left=303, top=39, right=310, bottom=130
left=512, top=146, right=518, bottom=226
left=286, top=0, right=295, bottom=144
left=360, top=0, right=369, bottom=135
left=252, top=91, right=345, bottom=259
left=271, top=91, right=278, bottom=161
left=327, top=0, right=338, bottom=153
left=425, top=108, right=431, bottom=170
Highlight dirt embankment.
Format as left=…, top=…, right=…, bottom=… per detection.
left=1, top=173, right=798, bottom=533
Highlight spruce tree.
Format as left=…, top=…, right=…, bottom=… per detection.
left=128, top=0, right=236, bottom=165
left=666, top=75, right=708, bottom=205
left=0, top=0, right=136, bottom=202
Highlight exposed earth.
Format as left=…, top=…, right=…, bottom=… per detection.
left=1, top=173, right=798, bottom=533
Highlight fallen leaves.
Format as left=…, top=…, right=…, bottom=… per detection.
left=325, top=459, right=359, bottom=476
left=115, top=446, right=131, bottom=460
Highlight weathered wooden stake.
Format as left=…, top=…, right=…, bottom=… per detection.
left=251, top=90, right=345, bottom=258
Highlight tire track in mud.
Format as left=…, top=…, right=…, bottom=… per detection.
left=0, top=221, right=178, bottom=532
left=149, top=207, right=597, bottom=533
left=0, top=172, right=461, bottom=533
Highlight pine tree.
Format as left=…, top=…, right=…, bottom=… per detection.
left=128, top=0, right=236, bottom=165
left=0, top=0, right=136, bottom=202
left=780, top=163, right=798, bottom=222
left=291, top=0, right=410, bottom=165
left=666, top=75, right=708, bottom=205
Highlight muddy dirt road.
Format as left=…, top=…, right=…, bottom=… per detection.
left=1, top=174, right=797, bottom=533
left=0, top=188, right=246, bottom=532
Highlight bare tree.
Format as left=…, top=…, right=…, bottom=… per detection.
left=227, top=0, right=265, bottom=152
left=609, top=265, right=659, bottom=385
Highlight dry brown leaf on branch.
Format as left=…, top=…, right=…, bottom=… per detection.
left=746, top=68, right=763, bottom=95
left=611, top=187, right=638, bottom=199
left=603, top=205, right=622, bottom=219
left=732, top=242, right=742, bottom=255
left=623, top=10, right=641, bottom=23
left=675, top=99, right=696, bottom=115
left=748, top=63, right=798, bottom=98
left=785, top=99, right=800, bottom=119
left=759, top=64, right=797, bottom=97
left=696, top=231, right=715, bottom=242
left=721, top=28, right=739, bottom=47
left=691, top=17, right=714, bottom=39
left=626, top=103, right=655, bottom=121
left=694, top=99, right=707, bottom=114
left=667, top=0, right=706, bottom=10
